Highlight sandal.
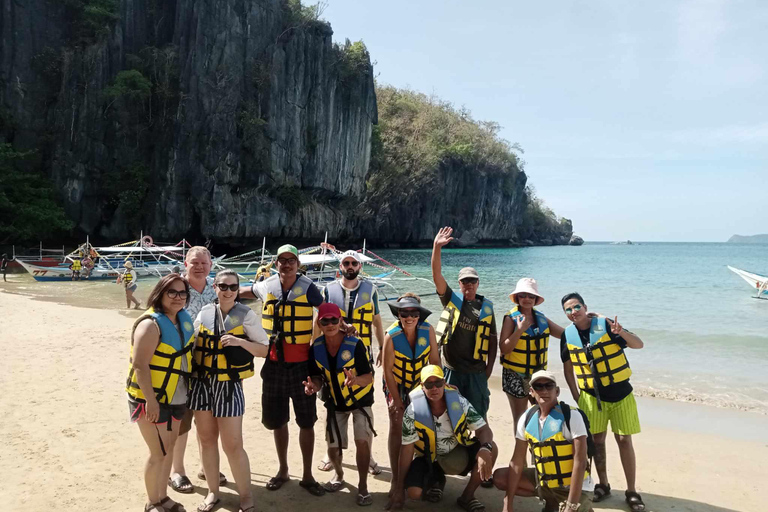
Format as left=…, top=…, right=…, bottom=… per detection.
left=425, top=487, right=443, bottom=503
left=197, top=470, right=227, bottom=486
left=322, top=479, right=345, bottom=492
left=457, top=496, right=485, bottom=512
left=299, top=479, right=327, bottom=496
left=625, top=491, right=646, bottom=511
left=368, top=461, right=382, bottom=476
left=239, top=506, right=255, bottom=512
left=317, top=459, right=334, bottom=472
left=197, top=496, right=220, bottom=512
left=357, top=493, right=373, bottom=506
left=145, top=504, right=164, bottom=512
left=168, top=475, right=194, bottom=494
left=266, top=475, right=289, bottom=491
left=159, top=497, right=186, bottom=512
left=592, top=483, right=611, bottom=502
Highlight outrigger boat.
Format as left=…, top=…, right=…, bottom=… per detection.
left=727, top=266, right=768, bottom=299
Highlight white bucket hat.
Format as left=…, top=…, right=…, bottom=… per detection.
left=509, top=277, right=544, bottom=305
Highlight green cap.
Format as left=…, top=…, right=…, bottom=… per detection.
left=277, top=244, right=299, bottom=258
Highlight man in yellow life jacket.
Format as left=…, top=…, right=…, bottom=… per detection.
left=560, top=293, right=646, bottom=512
left=493, top=371, right=593, bottom=512
left=239, top=244, right=327, bottom=498
left=318, top=249, right=385, bottom=476
left=390, top=365, right=497, bottom=512
left=431, top=227, right=498, bottom=421
left=304, top=303, right=376, bottom=507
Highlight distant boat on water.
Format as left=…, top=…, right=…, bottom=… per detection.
left=727, top=266, right=768, bottom=299
left=610, top=240, right=637, bottom=245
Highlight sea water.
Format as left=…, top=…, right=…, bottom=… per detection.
left=4, top=242, right=768, bottom=413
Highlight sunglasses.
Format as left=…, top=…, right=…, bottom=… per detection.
left=398, top=309, right=420, bottom=318
left=277, top=257, right=298, bottom=265
left=423, top=379, right=445, bottom=390
left=532, top=381, right=556, bottom=391
left=460, top=278, right=479, bottom=285
left=216, top=283, right=239, bottom=292
left=319, top=317, right=340, bottom=326
left=342, top=260, right=360, bottom=267
left=564, top=304, right=583, bottom=315
left=166, top=289, right=188, bottom=299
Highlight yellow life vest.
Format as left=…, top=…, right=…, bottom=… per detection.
left=312, top=335, right=373, bottom=408
left=126, top=308, right=195, bottom=404
left=524, top=403, right=589, bottom=489
left=261, top=274, right=315, bottom=345
left=326, top=280, right=376, bottom=359
left=389, top=321, right=432, bottom=393
left=564, top=317, right=631, bottom=391
left=500, top=306, right=550, bottom=376
left=194, top=303, right=255, bottom=381
left=435, top=291, right=494, bottom=363
left=410, top=384, right=476, bottom=462
left=71, top=259, right=82, bottom=271
left=123, top=270, right=134, bottom=284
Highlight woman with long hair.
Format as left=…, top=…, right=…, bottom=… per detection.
left=189, top=270, right=268, bottom=512
left=126, top=274, right=193, bottom=512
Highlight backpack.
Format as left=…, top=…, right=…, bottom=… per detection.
left=523, top=401, right=595, bottom=464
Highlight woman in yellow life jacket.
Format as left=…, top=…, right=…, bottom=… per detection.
left=380, top=293, right=440, bottom=506
left=190, top=270, right=269, bottom=512
left=117, top=260, right=141, bottom=309
left=498, top=278, right=564, bottom=427
left=126, top=274, right=193, bottom=512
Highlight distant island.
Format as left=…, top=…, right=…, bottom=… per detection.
left=727, top=234, right=768, bottom=243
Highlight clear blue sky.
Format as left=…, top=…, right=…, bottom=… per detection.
left=322, top=0, right=767, bottom=242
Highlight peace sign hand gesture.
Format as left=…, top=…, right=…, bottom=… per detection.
left=610, top=316, right=624, bottom=336
left=302, top=376, right=319, bottom=396
left=515, top=313, right=533, bottom=332
left=343, top=368, right=359, bottom=388
left=434, top=226, right=454, bottom=248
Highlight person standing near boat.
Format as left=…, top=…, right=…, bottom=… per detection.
left=239, top=244, right=327, bottom=497
left=117, top=261, right=141, bottom=309
left=69, top=255, right=83, bottom=281
left=1, top=253, right=8, bottom=282
left=317, top=249, right=385, bottom=476
left=431, top=227, right=498, bottom=420
left=190, top=270, right=269, bottom=512
left=560, top=292, right=646, bottom=512
left=126, top=274, right=194, bottom=512
left=498, top=278, right=564, bottom=426
left=168, top=246, right=220, bottom=496
left=81, top=254, right=95, bottom=279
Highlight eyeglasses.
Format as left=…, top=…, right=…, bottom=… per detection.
left=460, top=278, right=478, bottom=285
left=398, top=309, right=420, bottom=318
left=342, top=261, right=360, bottom=267
left=166, top=289, right=188, bottom=299
left=423, top=379, right=445, bottom=390
left=564, top=304, right=583, bottom=315
left=319, top=317, right=340, bottom=326
left=216, top=283, right=239, bottom=292
left=277, top=257, right=298, bottom=265
left=517, top=293, right=536, bottom=300
left=532, top=381, right=556, bottom=391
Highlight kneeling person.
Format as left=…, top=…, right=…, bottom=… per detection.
left=493, top=370, right=593, bottom=512
left=304, top=303, right=376, bottom=507
left=392, top=365, right=497, bottom=512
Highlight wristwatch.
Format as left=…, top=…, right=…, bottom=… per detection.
left=479, top=442, right=493, bottom=452
left=560, top=501, right=579, bottom=511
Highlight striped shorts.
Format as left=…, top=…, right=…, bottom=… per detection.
left=188, top=376, right=245, bottom=417
left=578, top=391, right=641, bottom=436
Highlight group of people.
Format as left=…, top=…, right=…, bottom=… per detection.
left=126, top=228, right=647, bottom=512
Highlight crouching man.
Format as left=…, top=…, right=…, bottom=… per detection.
left=389, top=365, right=497, bottom=512
left=493, top=370, right=593, bottom=512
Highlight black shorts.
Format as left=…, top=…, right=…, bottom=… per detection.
left=404, top=443, right=482, bottom=492
left=260, top=359, right=317, bottom=430
left=128, top=399, right=187, bottom=426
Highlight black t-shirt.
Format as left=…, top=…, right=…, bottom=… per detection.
left=309, top=337, right=373, bottom=412
left=439, top=285, right=497, bottom=374
left=560, top=319, right=633, bottom=402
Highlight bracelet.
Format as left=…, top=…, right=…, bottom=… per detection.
left=562, top=501, right=579, bottom=511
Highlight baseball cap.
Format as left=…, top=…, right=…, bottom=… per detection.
left=276, top=244, right=299, bottom=259
left=420, top=365, right=445, bottom=382
left=339, top=250, right=361, bottom=263
left=318, top=303, right=342, bottom=319
left=529, top=370, right=557, bottom=386
left=458, top=267, right=479, bottom=281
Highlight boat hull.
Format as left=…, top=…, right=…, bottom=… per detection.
left=728, top=266, right=768, bottom=297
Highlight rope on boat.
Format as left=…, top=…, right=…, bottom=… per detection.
left=363, top=248, right=414, bottom=277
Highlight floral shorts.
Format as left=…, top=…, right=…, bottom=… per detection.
left=502, top=368, right=531, bottom=399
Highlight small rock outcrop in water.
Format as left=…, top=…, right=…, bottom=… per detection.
left=0, top=0, right=572, bottom=247
left=569, top=235, right=584, bottom=246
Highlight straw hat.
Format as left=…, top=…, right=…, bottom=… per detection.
left=509, top=277, right=544, bottom=305
left=123, top=260, right=134, bottom=269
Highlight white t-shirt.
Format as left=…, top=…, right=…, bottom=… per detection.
left=194, top=307, right=269, bottom=346
left=515, top=405, right=588, bottom=442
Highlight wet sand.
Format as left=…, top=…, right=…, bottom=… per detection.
left=1, top=290, right=765, bottom=511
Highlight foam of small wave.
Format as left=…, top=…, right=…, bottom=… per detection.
left=633, top=385, right=768, bottom=415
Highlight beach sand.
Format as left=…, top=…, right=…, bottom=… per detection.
left=2, top=290, right=765, bottom=512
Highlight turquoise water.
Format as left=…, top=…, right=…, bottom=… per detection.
left=372, top=243, right=768, bottom=414
left=4, top=242, right=767, bottom=413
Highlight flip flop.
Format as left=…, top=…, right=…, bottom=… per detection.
left=317, top=459, right=334, bottom=472
left=368, top=461, right=382, bottom=476
left=425, top=486, right=443, bottom=503
left=457, top=496, right=485, bottom=512
left=159, top=497, right=186, bottom=512
left=196, top=496, right=220, bottom=512
left=357, top=493, right=373, bottom=506
left=168, top=475, right=194, bottom=494
left=299, top=480, right=327, bottom=496
left=266, top=475, right=289, bottom=491
left=625, top=491, right=646, bottom=511
left=197, top=471, right=227, bottom=486
left=322, top=479, right=345, bottom=492
left=145, top=504, right=164, bottom=512
left=592, top=483, right=611, bottom=502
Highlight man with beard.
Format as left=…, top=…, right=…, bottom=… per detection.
left=316, top=250, right=385, bottom=475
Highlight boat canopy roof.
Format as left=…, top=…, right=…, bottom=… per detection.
left=299, top=252, right=375, bottom=265
left=96, top=246, right=183, bottom=253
